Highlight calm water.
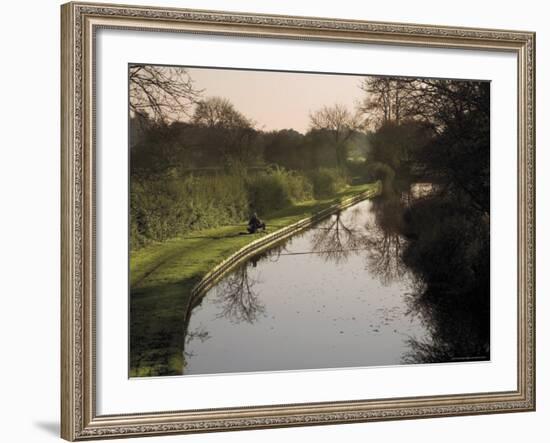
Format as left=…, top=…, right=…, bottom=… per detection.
left=183, top=199, right=432, bottom=375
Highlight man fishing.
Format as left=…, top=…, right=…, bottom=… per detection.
left=247, top=212, right=266, bottom=234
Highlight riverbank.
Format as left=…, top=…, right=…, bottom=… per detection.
left=130, top=182, right=380, bottom=377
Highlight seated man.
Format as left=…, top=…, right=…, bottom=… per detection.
left=247, top=212, right=266, bottom=234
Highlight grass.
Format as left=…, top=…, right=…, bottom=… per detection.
left=130, top=182, right=379, bottom=377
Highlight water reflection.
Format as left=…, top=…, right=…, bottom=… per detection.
left=182, top=184, right=489, bottom=374
left=395, top=183, right=490, bottom=364
left=214, top=266, right=265, bottom=324
left=310, top=210, right=366, bottom=264
left=184, top=327, right=210, bottom=359
left=364, top=196, right=408, bottom=285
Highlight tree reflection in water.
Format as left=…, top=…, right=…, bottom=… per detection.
left=363, top=195, right=409, bottom=285
left=185, top=184, right=489, bottom=368
left=214, top=264, right=265, bottom=324
left=402, top=291, right=490, bottom=364
left=310, top=209, right=365, bottom=264
left=183, top=256, right=269, bottom=370
left=366, top=187, right=490, bottom=364
left=184, top=326, right=210, bottom=359
left=309, top=195, right=409, bottom=286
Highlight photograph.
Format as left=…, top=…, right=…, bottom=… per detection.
left=128, top=65, right=491, bottom=377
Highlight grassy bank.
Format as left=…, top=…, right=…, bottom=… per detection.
left=131, top=167, right=348, bottom=249
left=130, top=182, right=380, bottom=377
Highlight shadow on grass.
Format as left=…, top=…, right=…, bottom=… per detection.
left=130, top=278, right=199, bottom=377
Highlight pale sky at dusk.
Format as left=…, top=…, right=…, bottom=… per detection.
left=185, top=67, right=365, bottom=134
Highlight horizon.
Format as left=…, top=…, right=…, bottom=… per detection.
left=141, top=65, right=367, bottom=133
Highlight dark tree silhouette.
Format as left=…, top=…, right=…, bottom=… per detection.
left=359, top=77, right=416, bottom=128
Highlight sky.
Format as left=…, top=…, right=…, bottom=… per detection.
left=184, top=66, right=366, bottom=134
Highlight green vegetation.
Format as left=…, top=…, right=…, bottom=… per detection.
left=130, top=182, right=379, bottom=376
left=129, top=66, right=490, bottom=373
left=245, top=167, right=314, bottom=214
left=131, top=166, right=348, bottom=249
left=129, top=82, right=364, bottom=376
left=309, top=167, right=348, bottom=198
left=130, top=172, right=249, bottom=248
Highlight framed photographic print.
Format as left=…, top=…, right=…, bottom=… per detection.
left=61, top=1, right=536, bottom=440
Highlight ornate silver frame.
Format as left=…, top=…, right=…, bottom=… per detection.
left=61, top=2, right=536, bottom=440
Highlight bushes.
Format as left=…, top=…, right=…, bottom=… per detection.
left=309, top=168, right=347, bottom=198
left=246, top=168, right=313, bottom=214
left=286, top=171, right=314, bottom=202
left=187, top=173, right=250, bottom=229
left=130, top=167, right=343, bottom=250
left=130, top=172, right=249, bottom=249
left=246, top=173, right=288, bottom=214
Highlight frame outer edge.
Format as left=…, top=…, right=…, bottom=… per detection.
left=532, top=32, right=536, bottom=411
left=518, top=31, right=535, bottom=411
left=528, top=31, right=536, bottom=411
left=61, top=2, right=77, bottom=441
left=60, top=1, right=536, bottom=439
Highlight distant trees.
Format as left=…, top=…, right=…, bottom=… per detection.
left=130, top=122, right=191, bottom=175
left=366, top=121, right=432, bottom=193
left=263, top=129, right=304, bottom=169
left=192, top=97, right=258, bottom=166
left=192, top=97, right=251, bottom=128
left=131, top=105, right=354, bottom=176
left=309, top=104, right=361, bottom=168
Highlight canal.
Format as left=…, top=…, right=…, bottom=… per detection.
left=182, top=197, right=433, bottom=375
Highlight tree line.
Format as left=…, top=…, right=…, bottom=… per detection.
left=129, top=65, right=490, bottom=255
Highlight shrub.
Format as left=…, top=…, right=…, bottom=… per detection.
left=346, top=158, right=368, bottom=182
left=309, top=168, right=347, bottom=198
left=246, top=167, right=313, bottom=214
left=130, top=172, right=249, bottom=250
left=286, top=171, right=313, bottom=202
left=246, top=169, right=291, bottom=214
left=129, top=167, right=322, bottom=250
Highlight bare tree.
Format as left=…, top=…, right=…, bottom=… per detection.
left=309, top=104, right=360, bottom=168
left=129, top=65, right=202, bottom=124
left=359, top=77, right=416, bottom=129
